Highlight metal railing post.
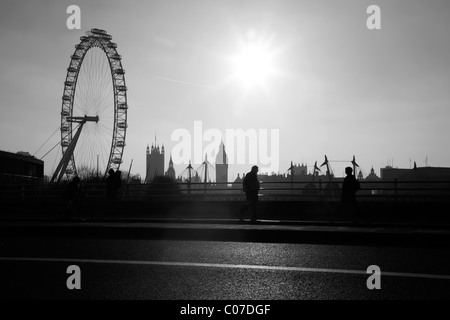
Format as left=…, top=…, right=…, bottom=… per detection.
left=319, top=179, right=323, bottom=201
left=394, top=178, right=398, bottom=203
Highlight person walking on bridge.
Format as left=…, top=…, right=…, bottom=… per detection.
left=341, top=166, right=361, bottom=222
left=240, top=165, right=260, bottom=222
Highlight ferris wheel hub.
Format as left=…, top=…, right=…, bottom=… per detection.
left=66, top=115, right=99, bottom=123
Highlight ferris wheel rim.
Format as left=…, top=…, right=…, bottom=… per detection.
left=60, top=28, right=128, bottom=180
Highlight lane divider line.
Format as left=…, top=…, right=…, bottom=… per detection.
left=1, top=257, right=450, bottom=280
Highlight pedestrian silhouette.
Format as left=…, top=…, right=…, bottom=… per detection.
left=115, top=170, right=122, bottom=202
left=341, top=166, right=361, bottom=222
left=240, top=165, right=260, bottom=222
left=106, top=169, right=121, bottom=214
left=63, top=176, right=86, bottom=221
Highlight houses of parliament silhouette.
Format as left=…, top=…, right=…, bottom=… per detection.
left=144, top=138, right=382, bottom=185
left=145, top=139, right=228, bottom=184
left=145, top=138, right=166, bottom=183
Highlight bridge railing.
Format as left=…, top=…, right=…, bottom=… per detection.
left=1, top=179, right=450, bottom=202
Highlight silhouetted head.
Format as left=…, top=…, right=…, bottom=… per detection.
left=73, top=176, right=80, bottom=184
left=108, top=169, right=115, bottom=175
left=345, top=167, right=353, bottom=175
left=251, top=165, right=259, bottom=174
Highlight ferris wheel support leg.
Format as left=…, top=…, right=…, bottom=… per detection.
left=50, top=122, right=85, bottom=183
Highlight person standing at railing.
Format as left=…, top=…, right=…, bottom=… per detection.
left=341, top=167, right=361, bottom=222
left=106, top=169, right=121, bottom=215
left=240, top=165, right=260, bottom=222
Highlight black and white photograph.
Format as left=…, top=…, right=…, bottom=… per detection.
left=1, top=0, right=450, bottom=307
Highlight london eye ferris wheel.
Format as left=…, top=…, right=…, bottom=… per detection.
left=51, top=28, right=128, bottom=183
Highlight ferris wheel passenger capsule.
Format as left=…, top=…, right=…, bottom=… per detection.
left=90, top=28, right=107, bottom=35
left=100, top=34, right=112, bottom=40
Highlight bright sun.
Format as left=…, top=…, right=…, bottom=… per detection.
left=231, top=38, right=277, bottom=89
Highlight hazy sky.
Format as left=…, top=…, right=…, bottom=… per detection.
left=1, top=0, right=449, bottom=181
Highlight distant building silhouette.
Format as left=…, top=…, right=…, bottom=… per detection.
left=215, top=141, right=228, bottom=183
left=380, top=165, right=450, bottom=182
left=360, top=166, right=381, bottom=195
left=145, top=140, right=165, bottom=183
left=380, top=166, right=410, bottom=181
left=0, top=150, right=44, bottom=184
left=232, top=173, right=243, bottom=190
left=365, top=167, right=380, bottom=181
left=290, top=162, right=308, bottom=176
left=379, top=165, right=450, bottom=197
left=165, top=154, right=176, bottom=179
left=357, top=170, right=364, bottom=180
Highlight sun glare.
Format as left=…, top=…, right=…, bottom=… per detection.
left=230, top=38, right=277, bottom=90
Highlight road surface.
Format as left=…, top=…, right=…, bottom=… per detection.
left=1, top=237, right=449, bottom=300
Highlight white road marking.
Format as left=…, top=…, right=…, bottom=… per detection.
left=1, top=257, right=450, bottom=280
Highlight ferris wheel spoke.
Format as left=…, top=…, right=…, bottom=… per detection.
left=96, top=122, right=113, bottom=154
